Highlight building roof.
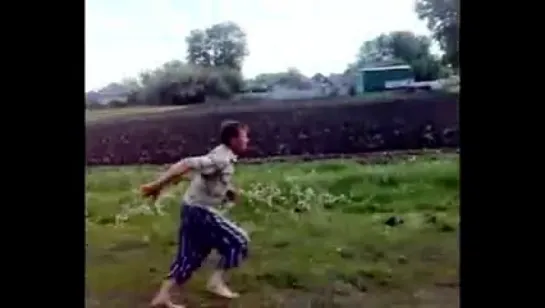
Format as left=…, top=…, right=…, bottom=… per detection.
left=360, top=65, right=412, bottom=72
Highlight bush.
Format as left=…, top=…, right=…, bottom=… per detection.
left=109, top=100, right=130, bottom=108
left=131, top=63, right=244, bottom=105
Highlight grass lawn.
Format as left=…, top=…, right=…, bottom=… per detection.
left=85, top=154, right=459, bottom=308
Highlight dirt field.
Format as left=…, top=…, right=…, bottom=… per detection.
left=85, top=153, right=459, bottom=307
left=85, top=93, right=458, bottom=165
left=86, top=106, right=188, bottom=124
left=85, top=93, right=455, bottom=127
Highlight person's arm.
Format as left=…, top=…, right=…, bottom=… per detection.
left=141, top=155, right=220, bottom=197
left=150, top=160, right=191, bottom=189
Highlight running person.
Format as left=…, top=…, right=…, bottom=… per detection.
left=140, top=120, right=250, bottom=308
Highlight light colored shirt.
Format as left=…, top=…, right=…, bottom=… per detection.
left=181, top=144, right=237, bottom=211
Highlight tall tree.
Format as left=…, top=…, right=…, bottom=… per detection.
left=252, top=68, right=309, bottom=89
left=120, top=77, right=141, bottom=91
left=415, top=0, right=459, bottom=68
left=353, top=31, right=445, bottom=81
left=186, top=29, right=212, bottom=67
left=186, top=22, right=248, bottom=71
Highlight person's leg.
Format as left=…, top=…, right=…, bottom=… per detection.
left=207, top=214, right=249, bottom=299
left=150, top=251, right=209, bottom=307
left=151, top=206, right=211, bottom=308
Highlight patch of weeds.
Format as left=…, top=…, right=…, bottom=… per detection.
left=384, top=216, right=405, bottom=227
left=348, top=194, right=370, bottom=203
left=438, top=223, right=456, bottom=233
left=331, top=280, right=356, bottom=296
left=242, top=182, right=347, bottom=214
left=415, top=203, right=432, bottom=211
left=434, top=175, right=459, bottom=189
left=272, top=240, right=290, bottom=249
left=328, top=174, right=364, bottom=195
left=423, top=214, right=457, bottom=232
left=107, top=239, right=150, bottom=252
left=336, top=266, right=395, bottom=290
left=311, top=162, right=352, bottom=173
left=370, top=193, right=394, bottom=205
left=420, top=246, right=446, bottom=262
left=425, top=214, right=438, bottom=224
left=306, top=223, right=329, bottom=237
left=435, top=281, right=459, bottom=288
left=358, top=244, right=387, bottom=262
left=95, top=215, right=116, bottom=225
left=336, top=247, right=356, bottom=260
left=355, top=267, right=394, bottom=287
left=336, top=273, right=368, bottom=292
left=368, top=173, right=400, bottom=187
left=341, top=203, right=395, bottom=214
left=91, top=252, right=119, bottom=264
left=397, top=255, right=408, bottom=264
left=433, top=204, right=449, bottom=211
left=156, top=238, right=177, bottom=250
left=113, top=202, right=164, bottom=225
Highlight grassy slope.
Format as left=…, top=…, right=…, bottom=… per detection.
left=86, top=155, right=459, bottom=308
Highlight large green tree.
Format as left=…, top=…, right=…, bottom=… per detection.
left=95, top=22, right=249, bottom=107
left=135, top=60, right=243, bottom=103
left=249, top=68, right=311, bottom=90
left=353, top=31, right=445, bottom=81
left=415, top=0, right=459, bottom=68
left=186, top=21, right=249, bottom=71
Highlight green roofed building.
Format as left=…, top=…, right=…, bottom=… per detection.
left=356, top=65, right=415, bottom=94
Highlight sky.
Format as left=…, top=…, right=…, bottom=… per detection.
left=85, top=0, right=433, bottom=91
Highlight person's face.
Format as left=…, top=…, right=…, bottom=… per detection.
left=231, top=127, right=249, bottom=154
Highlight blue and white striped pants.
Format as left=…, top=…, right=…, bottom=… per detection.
left=167, top=204, right=249, bottom=285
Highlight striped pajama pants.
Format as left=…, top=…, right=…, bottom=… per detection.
left=167, top=204, right=249, bottom=285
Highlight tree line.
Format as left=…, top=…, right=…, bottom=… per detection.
left=86, top=0, right=459, bottom=108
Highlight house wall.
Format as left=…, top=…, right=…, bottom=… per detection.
left=361, top=68, right=414, bottom=93
left=237, top=83, right=347, bottom=101
left=97, top=95, right=129, bottom=105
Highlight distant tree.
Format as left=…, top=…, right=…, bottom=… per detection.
left=186, top=29, right=212, bottom=67
left=186, top=21, right=249, bottom=71
left=415, top=0, right=459, bottom=68
left=353, top=31, right=446, bottom=81
left=216, top=67, right=245, bottom=93
left=286, top=67, right=302, bottom=76
left=129, top=60, right=244, bottom=105
left=348, top=85, right=356, bottom=96
left=100, top=22, right=249, bottom=106
left=252, top=68, right=311, bottom=90
left=120, top=77, right=141, bottom=91
left=311, top=73, right=326, bottom=82
left=355, top=34, right=404, bottom=68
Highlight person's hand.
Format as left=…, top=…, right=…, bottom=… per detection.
left=140, top=182, right=161, bottom=200
left=225, top=189, right=237, bottom=203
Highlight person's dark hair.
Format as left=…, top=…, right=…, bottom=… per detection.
left=220, top=120, right=246, bottom=146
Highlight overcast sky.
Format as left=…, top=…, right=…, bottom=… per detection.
left=85, top=0, right=433, bottom=91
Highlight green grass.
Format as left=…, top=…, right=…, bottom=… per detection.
left=86, top=155, right=459, bottom=308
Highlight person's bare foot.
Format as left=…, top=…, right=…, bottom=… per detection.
left=150, top=299, right=185, bottom=308
left=150, top=292, right=185, bottom=308
left=165, top=301, right=185, bottom=308
left=206, top=280, right=240, bottom=299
